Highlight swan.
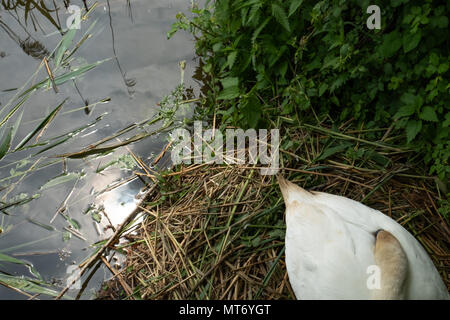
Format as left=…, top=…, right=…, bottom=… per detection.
left=278, top=175, right=449, bottom=300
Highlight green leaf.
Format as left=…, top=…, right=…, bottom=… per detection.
left=40, top=172, right=84, bottom=190
left=221, top=77, right=239, bottom=89
left=218, top=77, right=240, bottom=100
left=392, top=0, right=408, bottom=7
left=227, top=51, right=238, bottom=69
left=0, top=194, right=39, bottom=211
left=434, top=15, right=448, bottom=28
left=406, top=119, right=422, bottom=143
left=288, top=0, right=303, bottom=17
left=0, top=252, right=29, bottom=265
left=26, top=218, right=56, bottom=232
left=17, top=59, right=108, bottom=101
left=394, top=104, right=415, bottom=119
left=10, top=111, right=23, bottom=143
left=0, top=273, right=60, bottom=298
left=66, top=216, right=81, bottom=230
left=251, top=16, right=271, bottom=43
left=437, top=63, right=449, bottom=74
left=241, top=93, right=261, bottom=128
left=403, top=30, right=422, bottom=53
left=14, top=99, right=67, bottom=151
left=0, top=253, right=41, bottom=279
left=217, top=86, right=240, bottom=100
left=54, top=29, right=76, bottom=69
left=317, top=142, right=352, bottom=161
left=379, top=31, right=402, bottom=58
left=271, top=3, right=290, bottom=32
left=443, top=113, right=450, bottom=127
left=318, top=83, right=328, bottom=97
left=0, top=127, right=13, bottom=160
left=92, top=211, right=102, bottom=223
left=54, top=62, right=103, bottom=86
left=365, top=150, right=391, bottom=167
left=400, top=92, right=417, bottom=105
left=419, top=106, right=438, bottom=122
left=0, top=93, right=30, bottom=128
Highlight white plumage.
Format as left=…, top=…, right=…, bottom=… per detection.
left=278, top=176, right=449, bottom=300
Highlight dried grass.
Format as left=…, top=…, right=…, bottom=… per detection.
left=96, top=127, right=450, bottom=300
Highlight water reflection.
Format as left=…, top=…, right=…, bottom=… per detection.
left=0, top=0, right=196, bottom=299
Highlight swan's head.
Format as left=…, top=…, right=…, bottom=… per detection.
left=372, top=230, right=408, bottom=299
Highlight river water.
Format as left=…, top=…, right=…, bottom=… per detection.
left=0, top=0, right=197, bottom=299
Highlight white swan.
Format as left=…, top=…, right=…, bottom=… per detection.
left=278, top=176, right=449, bottom=300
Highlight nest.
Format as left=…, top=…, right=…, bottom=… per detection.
left=97, top=128, right=450, bottom=300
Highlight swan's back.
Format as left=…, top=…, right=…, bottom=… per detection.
left=279, top=177, right=449, bottom=300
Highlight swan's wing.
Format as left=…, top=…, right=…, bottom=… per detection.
left=285, top=200, right=375, bottom=299
left=311, top=192, right=450, bottom=300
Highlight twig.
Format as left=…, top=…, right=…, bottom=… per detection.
left=100, top=256, right=133, bottom=298
left=55, top=184, right=157, bottom=300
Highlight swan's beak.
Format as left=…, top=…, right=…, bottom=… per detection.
left=277, top=175, right=291, bottom=203
left=277, top=175, right=312, bottom=205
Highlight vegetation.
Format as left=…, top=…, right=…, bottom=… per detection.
left=0, top=2, right=195, bottom=298
left=97, top=1, right=449, bottom=299
left=168, top=0, right=449, bottom=181
left=1, top=0, right=449, bottom=299
left=0, top=4, right=108, bottom=298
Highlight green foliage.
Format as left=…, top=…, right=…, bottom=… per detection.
left=169, top=0, right=449, bottom=180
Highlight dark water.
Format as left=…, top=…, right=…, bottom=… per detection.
left=0, top=0, right=197, bottom=299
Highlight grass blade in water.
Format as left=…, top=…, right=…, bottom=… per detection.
left=54, top=29, right=76, bottom=69
left=0, top=94, right=30, bottom=128
left=0, top=272, right=61, bottom=298
left=0, top=127, right=12, bottom=160
left=40, top=172, right=85, bottom=191
left=14, top=99, right=67, bottom=151
left=0, top=253, right=41, bottom=279
left=26, top=218, right=56, bottom=232
left=0, top=194, right=40, bottom=211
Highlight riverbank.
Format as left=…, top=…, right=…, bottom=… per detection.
left=95, top=0, right=449, bottom=299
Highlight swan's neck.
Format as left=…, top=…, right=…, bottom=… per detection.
left=371, top=231, right=408, bottom=300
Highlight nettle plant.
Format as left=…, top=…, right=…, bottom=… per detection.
left=169, top=0, right=449, bottom=180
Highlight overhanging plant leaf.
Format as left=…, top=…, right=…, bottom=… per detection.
left=227, top=51, right=238, bottom=69
left=419, top=106, right=438, bottom=122
left=251, top=16, right=271, bottom=43
left=220, top=77, right=239, bottom=89
left=218, top=77, right=240, bottom=100
left=288, top=0, right=304, bottom=17
left=406, top=119, right=422, bottom=143
left=379, top=30, right=402, bottom=58
left=403, top=30, right=422, bottom=53
left=271, top=3, right=290, bottom=32
left=241, top=93, right=261, bottom=128
left=217, top=86, right=240, bottom=100
left=394, top=104, right=415, bottom=119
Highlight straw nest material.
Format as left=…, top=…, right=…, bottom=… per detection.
left=97, top=128, right=450, bottom=300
